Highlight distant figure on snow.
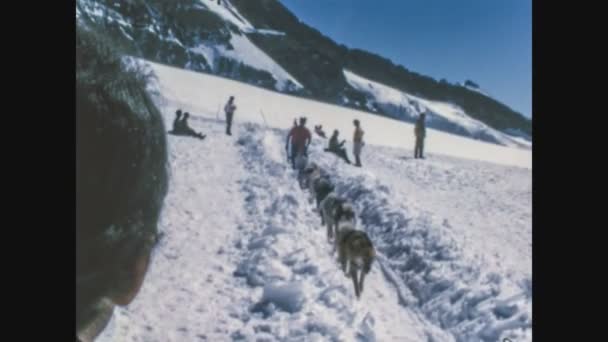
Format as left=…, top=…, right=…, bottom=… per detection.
left=224, top=96, right=236, bottom=136
left=182, top=113, right=206, bottom=139
left=172, top=109, right=184, bottom=132
left=170, top=110, right=205, bottom=140
left=353, top=119, right=364, bottom=167
left=286, top=117, right=312, bottom=170
left=314, top=125, right=327, bottom=138
left=324, top=129, right=351, bottom=164
left=414, top=112, right=427, bottom=159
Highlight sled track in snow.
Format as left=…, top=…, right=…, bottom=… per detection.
left=229, top=123, right=384, bottom=341
left=315, top=153, right=532, bottom=342
left=273, top=124, right=529, bottom=341
left=230, top=123, right=531, bottom=341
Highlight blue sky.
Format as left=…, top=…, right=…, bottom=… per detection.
left=280, top=0, right=532, bottom=118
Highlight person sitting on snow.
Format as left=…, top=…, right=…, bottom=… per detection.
left=324, top=129, right=351, bottom=164
left=314, top=125, right=327, bottom=138
left=181, top=113, right=206, bottom=139
left=171, top=109, right=185, bottom=133
left=170, top=111, right=205, bottom=140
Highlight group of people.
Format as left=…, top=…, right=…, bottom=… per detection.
left=286, top=110, right=428, bottom=167
left=170, top=110, right=206, bottom=139
left=171, top=94, right=426, bottom=163
left=286, top=118, right=366, bottom=168
left=170, top=95, right=237, bottom=140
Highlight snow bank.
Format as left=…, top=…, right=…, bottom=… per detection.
left=257, top=282, right=306, bottom=314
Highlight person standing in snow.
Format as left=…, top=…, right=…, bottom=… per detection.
left=353, top=119, right=364, bottom=167
left=414, top=112, right=427, bottom=159
left=224, top=96, right=236, bottom=136
left=286, top=118, right=298, bottom=164
left=286, top=117, right=312, bottom=170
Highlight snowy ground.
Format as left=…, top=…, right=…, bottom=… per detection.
left=97, top=117, right=531, bottom=341
left=95, top=58, right=532, bottom=341
left=150, top=62, right=531, bottom=169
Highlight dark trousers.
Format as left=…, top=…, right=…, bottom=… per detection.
left=415, top=137, right=424, bottom=158
left=291, top=144, right=307, bottom=169
left=338, top=148, right=351, bottom=164
left=185, top=128, right=205, bottom=139
left=226, top=112, right=233, bottom=135
left=325, top=147, right=351, bottom=164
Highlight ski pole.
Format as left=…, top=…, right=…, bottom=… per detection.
left=260, top=110, right=269, bottom=128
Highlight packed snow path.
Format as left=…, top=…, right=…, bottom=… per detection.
left=98, top=112, right=531, bottom=341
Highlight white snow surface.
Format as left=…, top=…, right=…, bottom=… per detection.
left=343, top=69, right=531, bottom=150
left=152, top=62, right=531, bottom=169
left=96, top=60, right=531, bottom=341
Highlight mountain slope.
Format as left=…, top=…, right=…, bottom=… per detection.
left=76, top=0, right=531, bottom=147
left=77, top=0, right=303, bottom=92
left=150, top=61, right=531, bottom=168
left=343, top=69, right=531, bottom=149
left=231, top=0, right=531, bottom=137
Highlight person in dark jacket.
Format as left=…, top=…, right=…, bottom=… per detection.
left=353, top=119, right=364, bottom=167
left=172, top=109, right=184, bottom=133
left=77, top=26, right=168, bottom=342
left=324, top=129, right=351, bottom=164
left=314, top=125, right=327, bottom=138
left=414, top=112, right=427, bottom=159
left=224, top=96, right=236, bottom=136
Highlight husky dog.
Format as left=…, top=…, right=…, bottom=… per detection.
left=334, top=201, right=357, bottom=238
left=311, top=176, right=334, bottom=216
left=305, top=163, right=322, bottom=193
left=320, top=193, right=339, bottom=234
left=298, top=162, right=319, bottom=190
left=320, top=196, right=357, bottom=242
left=336, top=228, right=375, bottom=299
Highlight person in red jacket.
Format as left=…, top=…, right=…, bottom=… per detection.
left=286, top=117, right=312, bottom=169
